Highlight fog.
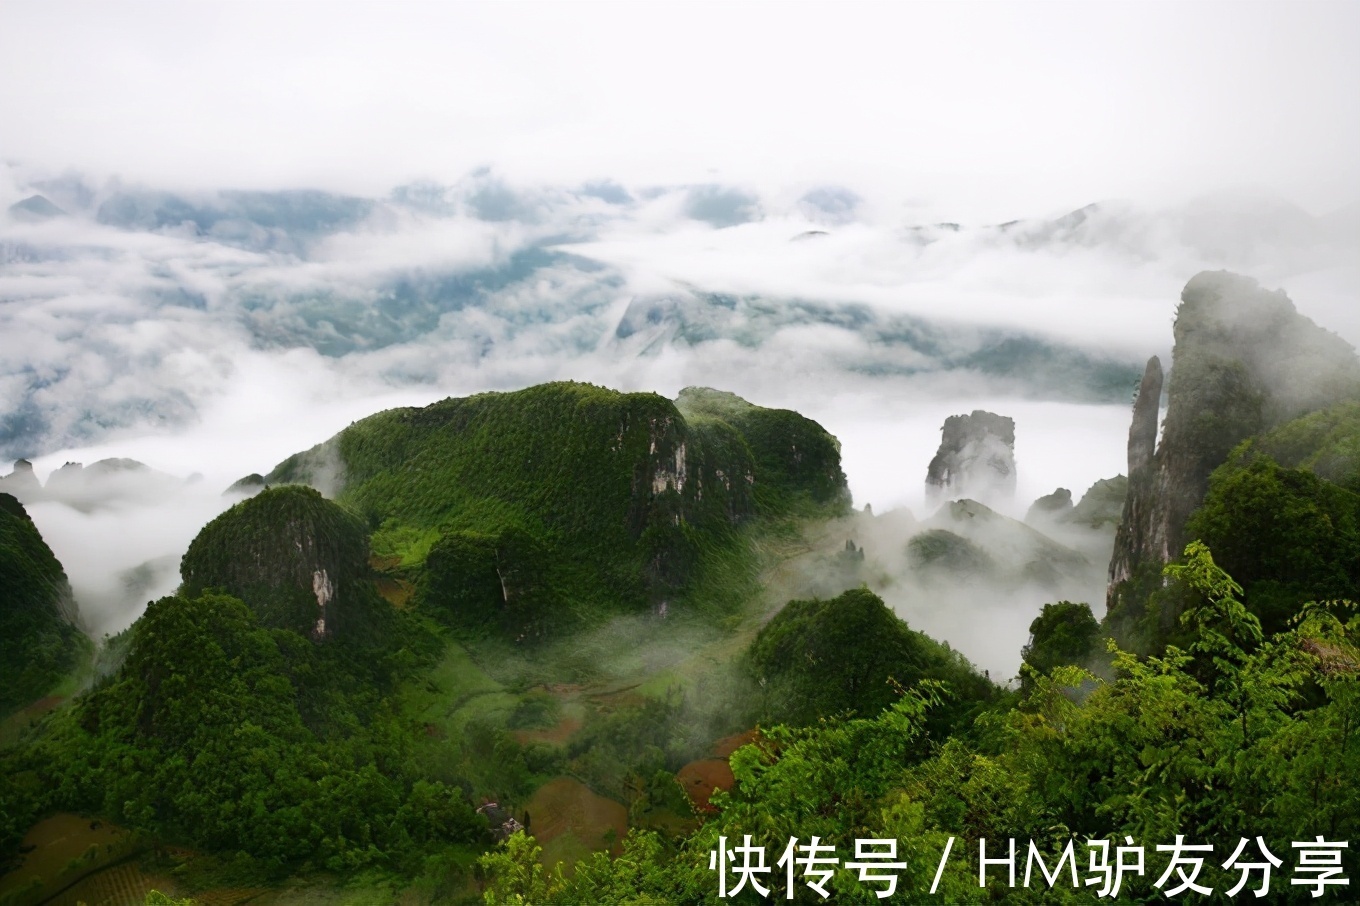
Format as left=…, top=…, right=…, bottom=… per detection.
left=2, top=2, right=1356, bottom=677
left=3, top=166, right=1353, bottom=660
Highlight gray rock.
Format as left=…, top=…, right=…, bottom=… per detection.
left=925, top=410, right=1016, bottom=505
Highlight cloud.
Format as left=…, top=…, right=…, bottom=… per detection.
left=2, top=164, right=1355, bottom=662
left=4, top=167, right=1355, bottom=464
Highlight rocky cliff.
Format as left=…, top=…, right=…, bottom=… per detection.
left=1107, top=271, right=1360, bottom=617
left=237, top=382, right=850, bottom=637
left=180, top=485, right=377, bottom=641
left=925, top=410, right=1016, bottom=505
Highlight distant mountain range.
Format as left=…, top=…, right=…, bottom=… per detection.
left=2, top=168, right=1355, bottom=460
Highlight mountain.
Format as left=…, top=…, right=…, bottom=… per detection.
left=239, top=382, right=850, bottom=638
left=94, top=187, right=375, bottom=253
left=1028, top=477, right=1127, bottom=530
left=1181, top=402, right=1360, bottom=635
left=181, top=485, right=383, bottom=642
left=924, top=410, right=1016, bottom=506
left=745, top=587, right=993, bottom=732
left=1107, top=271, right=1360, bottom=638
left=0, top=493, right=87, bottom=716
left=913, top=498, right=1092, bottom=595
left=610, top=291, right=1142, bottom=403
left=4, top=457, right=185, bottom=511
left=7, top=194, right=67, bottom=222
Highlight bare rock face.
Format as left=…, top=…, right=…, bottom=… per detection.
left=1108, top=356, right=1165, bottom=592
left=1107, top=271, right=1360, bottom=616
left=925, top=411, right=1016, bottom=506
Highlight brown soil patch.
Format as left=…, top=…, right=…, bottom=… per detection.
left=712, top=728, right=760, bottom=758
left=23, top=695, right=64, bottom=717
left=676, top=758, right=734, bottom=813
left=585, top=684, right=647, bottom=712
left=0, top=813, right=156, bottom=904
left=374, top=577, right=415, bottom=609
left=525, top=777, right=628, bottom=854
left=52, top=862, right=179, bottom=906
left=676, top=727, right=761, bottom=813
left=1, top=695, right=68, bottom=747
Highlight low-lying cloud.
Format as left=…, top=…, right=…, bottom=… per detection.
left=2, top=164, right=1355, bottom=654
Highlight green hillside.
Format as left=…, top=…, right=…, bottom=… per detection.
left=256, top=382, right=849, bottom=637
left=1184, top=402, right=1360, bottom=636
left=0, top=493, right=89, bottom=717
left=746, top=587, right=995, bottom=733
left=181, top=486, right=384, bottom=642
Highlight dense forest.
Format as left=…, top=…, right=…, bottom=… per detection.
left=2, top=271, right=1358, bottom=904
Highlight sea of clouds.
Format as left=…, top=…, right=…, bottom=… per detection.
left=2, top=163, right=1356, bottom=665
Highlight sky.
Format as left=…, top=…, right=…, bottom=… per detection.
left=2, top=2, right=1357, bottom=221
left=1, top=1, right=1357, bottom=669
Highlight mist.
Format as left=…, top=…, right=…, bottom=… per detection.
left=3, top=164, right=1352, bottom=665
left=3, top=1, right=1357, bottom=683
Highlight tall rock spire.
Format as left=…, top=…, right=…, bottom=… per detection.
left=925, top=410, right=1016, bottom=506
left=1108, top=356, right=1163, bottom=591
left=1105, top=271, right=1360, bottom=624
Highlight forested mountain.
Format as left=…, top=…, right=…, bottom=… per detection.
left=243, top=381, right=849, bottom=639
left=0, top=383, right=862, bottom=902
left=475, top=273, right=1360, bottom=904
left=2, top=272, right=1358, bottom=904
left=1108, top=271, right=1360, bottom=649
left=181, top=486, right=386, bottom=642
left=0, top=493, right=87, bottom=718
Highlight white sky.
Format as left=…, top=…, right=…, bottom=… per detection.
left=2, top=1, right=1357, bottom=222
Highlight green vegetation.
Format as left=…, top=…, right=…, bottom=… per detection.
left=486, top=546, right=1360, bottom=904
left=906, top=529, right=999, bottom=583
left=1188, top=455, right=1360, bottom=638
left=746, top=588, right=995, bottom=734
left=1115, top=402, right=1360, bottom=648
left=1020, top=601, right=1103, bottom=689
left=0, top=493, right=89, bottom=718
left=145, top=891, right=194, bottom=905
left=1065, top=475, right=1127, bottom=528
left=3, top=382, right=857, bottom=901
left=1231, top=399, right=1360, bottom=492
left=6, top=369, right=1359, bottom=903
left=675, top=387, right=851, bottom=515
left=261, top=382, right=849, bottom=640
left=182, top=485, right=386, bottom=641
left=1112, top=394, right=1360, bottom=654
left=0, top=589, right=483, bottom=881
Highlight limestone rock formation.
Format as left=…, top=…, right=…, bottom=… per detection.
left=233, top=383, right=850, bottom=640
left=1067, top=476, right=1129, bottom=529
left=1108, top=355, right=1165, bottom=593
left=0, top=457, right=180, bottom=510
left=1107, top=271, right=1360, bottom=613
left=181, top=485, right=377, bottom=642
left=914, top=498, right=1093, bottom=594
left=925, top=411, right=1016, bottom=505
